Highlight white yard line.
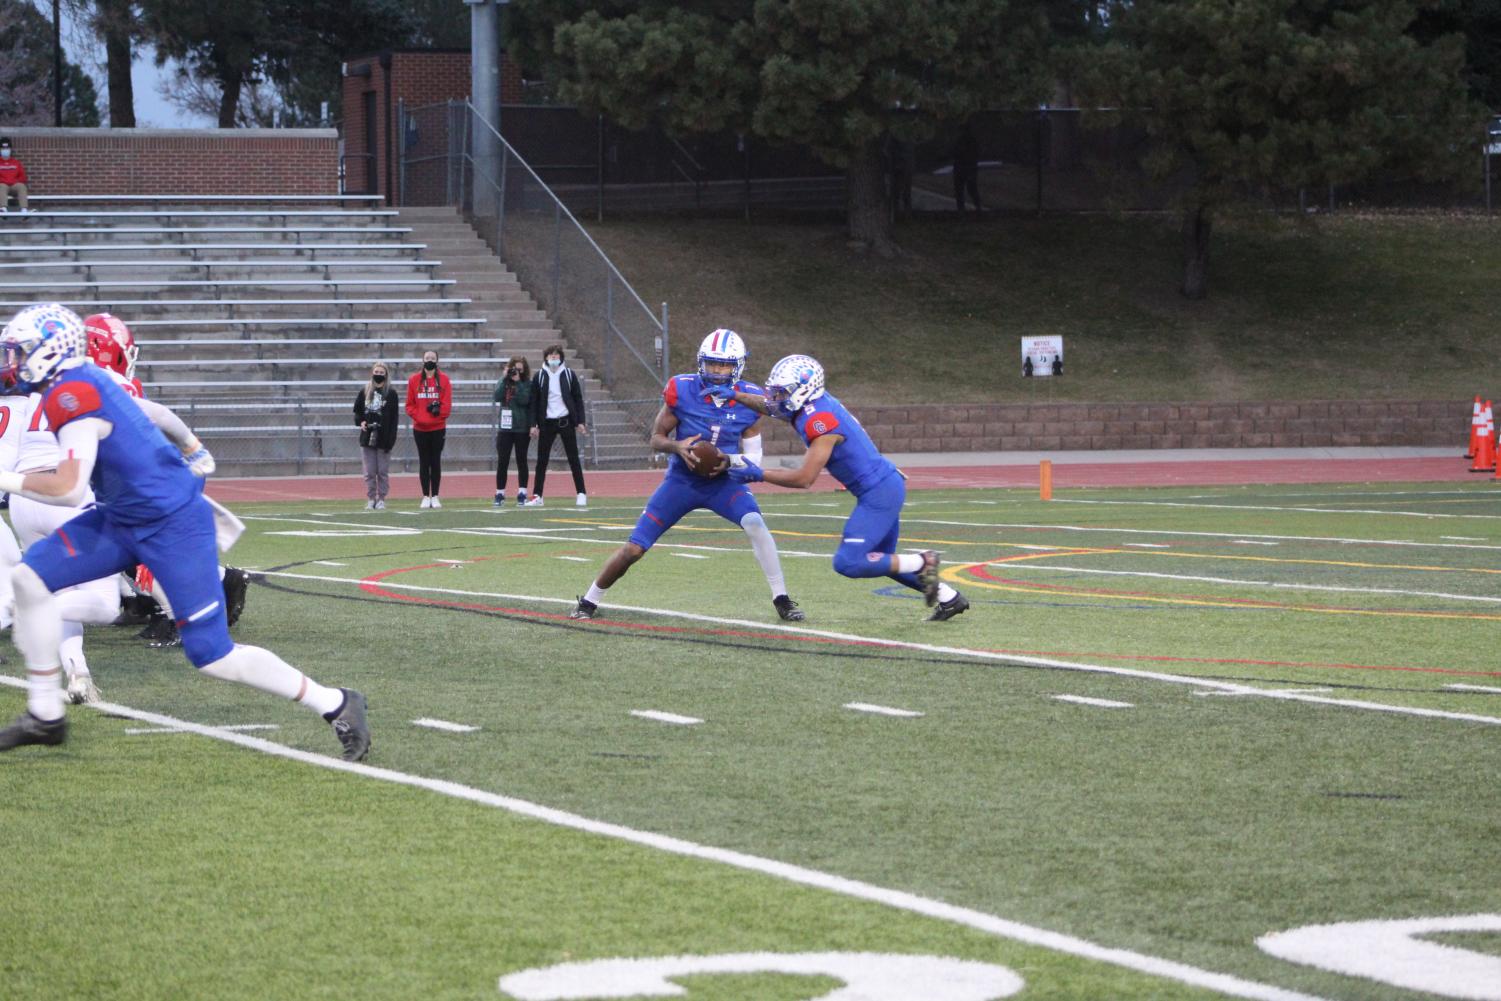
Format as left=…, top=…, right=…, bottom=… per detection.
left=845, top=703, right=925, bottom=718
left=257, top=569, right=1501, bottom=728
left=0, top=676, right=1327, bottom=1001
left=630, top=709, right=703, bottom=725
left=1444, top=684, right=1501, bottom=694
left=413, top=718, right=480, bottom=733
left=990, top=564, right=1501, bottom=604
left=1052, top=695, right=1134, bottom=709
left=1051, top=498, right=1501, bottom=522
left=671, top=553, right=709, bottom=560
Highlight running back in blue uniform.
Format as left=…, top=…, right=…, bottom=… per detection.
left=0, top=303, right=369, bottom=761
left=569, top=329, right=805, bottom=623
left=727, top=353, right=969, bottom=622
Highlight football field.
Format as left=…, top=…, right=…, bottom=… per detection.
left=3, top=480, right=1499, bottom=1001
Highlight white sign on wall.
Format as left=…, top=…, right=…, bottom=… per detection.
left=1021, top=335, right=1063, bottom=377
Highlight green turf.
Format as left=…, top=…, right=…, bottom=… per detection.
left=3, top=482, right=1499, bottom=1000
left=587, top=213, right=1501, bottom=403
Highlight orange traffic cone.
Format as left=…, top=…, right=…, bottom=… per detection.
left=1467, top=395, right=1482, bottom=458
left=1471, top=401, right=1496, bottom=473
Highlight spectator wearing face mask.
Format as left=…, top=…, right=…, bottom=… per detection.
left=526, top=344, right=588, bottom=508
left=405, top=350, right=452, bottom=509
left=0, top=139, right=30, bottom=213
left=491, top=355, right=534, bottom=507
left=354, top=362, right=399, bottom=510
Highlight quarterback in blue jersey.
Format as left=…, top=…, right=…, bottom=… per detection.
left=571, top=329, right=805, bottom=622
left=727, top=354, right=969, bottom=621
left=0, top=304, right=370, bottom=759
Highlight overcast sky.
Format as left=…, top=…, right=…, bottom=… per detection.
left=50, top=0, right=213, bottom=128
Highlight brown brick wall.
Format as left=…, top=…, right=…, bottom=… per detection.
left=756, top=400, right=1463, bottom=455
left=1, top=128, right=337, bottom=195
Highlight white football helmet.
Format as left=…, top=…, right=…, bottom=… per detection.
left=764, top=354, right=825, bottom=418
left=697, top=328, right=747, bottom=386
left=1, top=303, right=87, bottom=393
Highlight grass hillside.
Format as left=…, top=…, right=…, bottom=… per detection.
left=588, top=211, right=1501, bottom=404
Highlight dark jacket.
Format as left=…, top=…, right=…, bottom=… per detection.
left=491, top=373, right=535, bottom=434
left=354, top=386, right=399, bottom=450
left=531, top=365, right=586, bottom=427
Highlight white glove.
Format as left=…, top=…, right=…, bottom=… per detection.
left=185, top=447, right=216, bottom=477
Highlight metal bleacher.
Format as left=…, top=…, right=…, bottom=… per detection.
left=0, top=194, right=595, bottom=476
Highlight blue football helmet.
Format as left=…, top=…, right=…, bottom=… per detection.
left=697, top=328, right=747, bottom=386
left=1, top=303, right=87, bottom=393
left=764, top=354, right=825, bottom=419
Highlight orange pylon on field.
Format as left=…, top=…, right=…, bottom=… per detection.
left=1467, top=395, right=1482, bottom=458
left=1470, top=401, right=1496, bottom=473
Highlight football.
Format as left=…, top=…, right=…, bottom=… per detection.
left=687, top=439, right=724, bottom=477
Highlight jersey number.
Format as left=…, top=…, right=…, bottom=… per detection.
left=708, top=423, right=723, bottom=445
left=29, top=404, right=46, bottom=432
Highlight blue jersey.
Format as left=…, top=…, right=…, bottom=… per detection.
left=661, top=374, right=762, bottom=477
left=792, top=392, right=898, bottom=497
left=41, top=362, right=201, bottom=525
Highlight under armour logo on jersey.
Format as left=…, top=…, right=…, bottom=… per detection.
left=57, top=391, right=79, bottom=411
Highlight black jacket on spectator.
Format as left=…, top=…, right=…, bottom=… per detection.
left=530, top=366, right=586, bottom=427
left=354, top=387, right=400, bottom=450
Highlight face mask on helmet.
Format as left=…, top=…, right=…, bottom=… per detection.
left=697, top=328, right=747, bottom=386
left=765, top=354, right=825, bottom=418
left=1, top=304, right=87, bottom=394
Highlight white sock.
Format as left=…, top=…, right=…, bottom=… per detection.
left=740, top=512, right=786, bottom=598
left=894, top=553, right=925, bottom=574
left=584, top=582, right=607, bottom=605
left=13, top=565, right=63, bottom=720
left=217, top=565, right=226, bottom=581
left=60, top=626, right=89, bottom=680
left=937, top=582, right=958, bottom=603
left=0, top=517, right=19, bottom=629
left=198, top=644, right=345, bottom=717
left=150, top=578, right=175, bottom=619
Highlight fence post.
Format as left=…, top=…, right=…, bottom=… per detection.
left=458, top=102, right=471, bottom=211
left=496, top=144, right=508, bottom=258
left=604, top=274, right=615, bottom=387
left=296, top=400, right=306, bottom=476
left=660, top=301, right=670, bottom=384
left=551, top=200, right=562, bottom=313
left=397, top=98, right=406, bottom=207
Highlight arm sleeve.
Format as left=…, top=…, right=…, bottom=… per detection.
left=354, top=391, right=366, bottom=425
left=742, top=431, right=763, bottom=465
left=572, top=372, right=586, bottom=423
left=134, top=396, right=199, bottom=452
left=404, top=375, right=418, bottom=419
left=530, top=376, right=543, bottom=425
left=439, top=375, right=453, bottom=420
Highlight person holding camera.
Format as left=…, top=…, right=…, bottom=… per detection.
left=491, top=355, right=535, bottom=507
left=354, top=362, right=399, bottom=510
left=526, top=344, right=588, bottom=508
left=405, top=349, right=452, bottom=509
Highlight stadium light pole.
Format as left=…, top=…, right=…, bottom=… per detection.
left=52, top=0, right=63, bottom=126
left=465, top=0, right=504, bottom=219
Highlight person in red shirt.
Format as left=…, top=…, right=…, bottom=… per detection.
left=404, top=349, right=452, bottom=508
left=0, top=138, right=29, bottom=213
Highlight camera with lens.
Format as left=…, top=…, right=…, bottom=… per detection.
left=364, top=415, right=381, bottom=439
left=426, top=399, right=441, bottom=417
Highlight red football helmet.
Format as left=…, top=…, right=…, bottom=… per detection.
left=84, top=312, right=138, bottom=379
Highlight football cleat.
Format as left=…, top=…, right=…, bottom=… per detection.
left=0, top=711, right=67, bottom=751
left=569, top=596, right=597, bottom=620
left=222, top=567, right=250, bottom=628
left=773, top=594, right=805, bottom=622
left=147, top=619, right=182, bottom=648
left=66, top=672, right=101, bottom=705
left=329, top=688, right=371, bottom=762
left=927, top=592, right=970, bottom=622
left=917, top=550, right=940, bottom=607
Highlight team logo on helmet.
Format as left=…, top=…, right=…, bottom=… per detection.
left=765, top=354, right=826, bottom=419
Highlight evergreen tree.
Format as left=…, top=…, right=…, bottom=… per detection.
left=1085, top=0, right=1479, bottom=298
left=509, top=0, right=1055, bottom=255
left=0, top=0, right=100, bottom=126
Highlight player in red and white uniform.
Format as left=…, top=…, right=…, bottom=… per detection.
left=83, top=313, right=142, bottom=397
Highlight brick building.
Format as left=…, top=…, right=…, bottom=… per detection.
left=340, top=48, right=523, bottom=205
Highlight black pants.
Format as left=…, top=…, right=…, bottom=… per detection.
left=495, top=429, right=530, bottom=493
left=534, top=418, right=585, bottom=497
left=413, top=427, right=446, bottom=496
left=954, top=168, right=981, bottom=210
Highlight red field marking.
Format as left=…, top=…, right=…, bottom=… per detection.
left=208, top=456, right=1474, bottom=504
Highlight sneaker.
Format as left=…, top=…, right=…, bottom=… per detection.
left=374, top=499, right=385, bottom=510
left=773, top=594, right=806, bottom=622
left=576, top=492, right=588, bottom=507
left=917, top=550, right=941, bottom=607
left=329, top=688, right=371, bottom=762
left=517, top=488, right=528, bottom=503
left=420, top=496, right=432, bottom=509
left=66, top=672, right=101, bottom=705
left=569, top=596, right=597, bottom=620
left=430, top=497, right=442, bottom=509
left=523, top=496, right=545, bottom=507
left=365, top=500, right=375, bottom=511
left=927, top=592, right=970, bottom=622
left=493, top=491, right=505, bottom=508
left=0, top=711, right=67, bottom=751
left=222, top=567, right=250, bottom=628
